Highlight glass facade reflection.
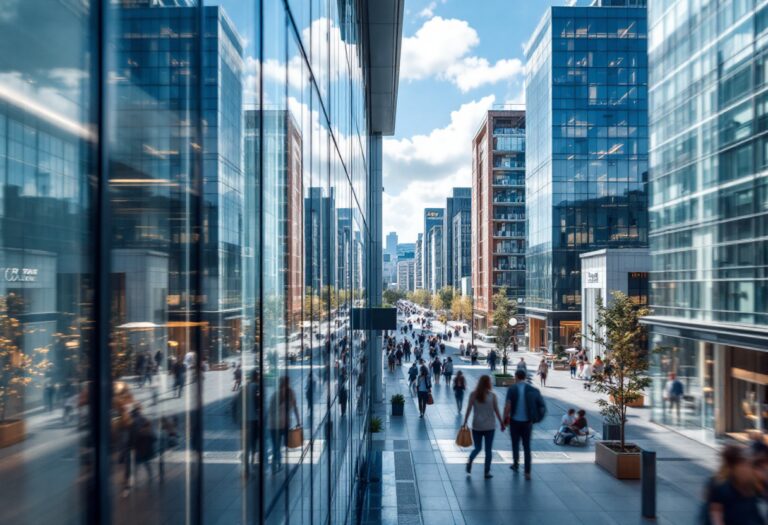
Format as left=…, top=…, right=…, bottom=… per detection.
left=647, top=0, right=768, bottom=442
left=525, top=1, right=649, bottom=351
left=0, top=0, right=401, bottom=523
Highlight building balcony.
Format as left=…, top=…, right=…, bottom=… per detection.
left=493, top=229, right=525, bottom=239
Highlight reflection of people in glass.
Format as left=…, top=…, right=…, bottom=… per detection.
left=664, top=373, right=684, bottom=421
left=268, top=377, right=300, bottom=473
left=246, top=370, right=261, bottom=467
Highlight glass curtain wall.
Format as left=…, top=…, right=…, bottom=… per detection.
left=0, top=0, right=373, bottom=524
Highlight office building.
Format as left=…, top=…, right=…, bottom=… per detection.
left=336, top=207, right=353, bottom=290
left=415, top=233, right=424, bottom=289
left=645, top=0, right=768, bottom=441
left=428, top=224, right=444, bottom=292
left=442, top=187, right=471, bottom=290
left=524, top=1, right=649, bottom=351
left=472, top=110, right=526, bottom=330
left=397, top=259, right=416, bottom=292
left=452, top=209, right=471, bottom=290
left=383, top=231, right=398, bottom=286
left=422, top=208, right=444, bottom=291
left=397, top=242, right=415, bottom=260
left=0, top=1, right=404, bottom=524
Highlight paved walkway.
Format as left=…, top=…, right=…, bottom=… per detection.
left=363, top=318, right=717, bottom=525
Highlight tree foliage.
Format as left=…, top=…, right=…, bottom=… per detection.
left=491, top=287, right=517, bottom=375
left=382, top=288, right=407, bottom=307
left=437, top=286, right=455, bottom=312
left=450, top=295, right=472, bottom=321
left=409, top=289, right=432, bottom=308
left=587, top=291, right=651, bottom=450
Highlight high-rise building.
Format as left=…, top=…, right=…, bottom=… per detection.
left=336, top=207, right=353, bottom=290
left=0, top=0, right=404, bottom=523
left=645, top=0, right=768, bottom=440
left=428, top=224, right=444, bottom=292
left=397, top=259, right=416, bottom=292
left=452, top=209, right=471, bottom=290
left=383, top=231, right=398, bottom=286
left=415, top=233, right=424, bottom=289
left=397, top=242, right=415, bottom=260
left=442, top=187, right=471, bottom=290
left=472, top=110, right=526, bottom=331
left=524, top=1, right=649, bottom=351
left=304, top=187, right=336, bottom=292
left=422, top=208, right=444, bottom=290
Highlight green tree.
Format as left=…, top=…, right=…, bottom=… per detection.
left=437, top=286, right=455, bottom=313
left=382, top=288, right=407, bottom=307
left=450, top=295, right=472, bottom=322
left=410, top=289, right=431, bottom=308
left=587, top=291, right=651, bottom=450
left=430, top=293, right=442, bottom=311
left=491, top=287, right=517, bottom=375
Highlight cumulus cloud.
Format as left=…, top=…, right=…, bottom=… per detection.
left=418, top=1, right=437, bottom=18
left=401, top=17, right=523, bottom=92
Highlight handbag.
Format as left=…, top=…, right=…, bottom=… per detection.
left=426, top=392, right=434, bottom=405
left=287, top=426, right=304, bottom=449
left=455, top=425, right=472, bottom=448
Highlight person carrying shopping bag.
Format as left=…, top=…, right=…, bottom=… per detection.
left=463, top=375, right=505, bottom=479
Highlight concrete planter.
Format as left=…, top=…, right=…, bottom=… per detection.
left=494, top=374, right=516, bottom=387
left=595, top=441, right=641, bottom=479
left=0, top=419, right=26, bottom=448
left=391, top=402, right=404, bottom=416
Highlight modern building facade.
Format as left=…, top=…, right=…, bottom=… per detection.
left=472, top=110, right=526, bottom=330
left=452, top=209, right=471, bottom=290
left=422, top=208, right=444, bottom=290
left=428, top=224, right=444, bottom=292
left=645, top=0, right=768, bottom=442
left=397, top=259, right=416, bottom=292
left=442, top=187, right=471, bottom=290
left=305, top=186, right=336, bottom=292
left=0, top=1, right=403, bottom=525
left=415, top=233, right=424, bottom=289
left=383, top=231, right=398, bottom=287
left=525, top=1, right=649, bottom=351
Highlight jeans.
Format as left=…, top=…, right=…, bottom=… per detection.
left=270, top=428, right=287, bottom=471
left=469, top=429, right=495, bottom=474
left=570, top=366, right=576, bottom=378
left=455, top=390, right=464, bottom=412
left=417, top=391, right=429, bottom=415
left=509, top=420, right=533, bottom=474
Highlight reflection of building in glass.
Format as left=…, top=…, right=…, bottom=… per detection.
left=524, top=2, right=648, bottom=351
left=645, top=0, right=768, bottom=442
left=304, top=187, right=335, bottom=292
left=442, top=187, right=470, bottom=291
left=336, top=207, right=352, bottom=291
left=472, top=110, right=526, bottom=330
left=422, top=208, right=443, bottom=291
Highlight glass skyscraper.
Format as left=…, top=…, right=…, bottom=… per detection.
left=0, top=0, right=403, bottom=524
left=442, top=187, right=471, bottom=290
left=646, top=0, right=768, bottom=442
left=525, top=0, right=649, bottom=352
left=422, top=208, right=444, bottom=290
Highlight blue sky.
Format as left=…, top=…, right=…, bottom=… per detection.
left=383, top=0, right=567, bottom=242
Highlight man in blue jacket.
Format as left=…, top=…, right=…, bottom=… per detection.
left=503, top=369, right=547, bottom=480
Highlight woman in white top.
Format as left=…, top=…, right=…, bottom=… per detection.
left=463, top=375, right=505, bottom=478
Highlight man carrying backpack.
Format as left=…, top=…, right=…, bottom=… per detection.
left=503, top=369, right=547, bottom=480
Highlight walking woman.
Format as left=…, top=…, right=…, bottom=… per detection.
left=453, top=370, right=467, bottom=414
left=537, top=358, right=548, bottom=387
left=416, top=365, right=432, bottom=418
left=463, top=375, right=505, bottom=478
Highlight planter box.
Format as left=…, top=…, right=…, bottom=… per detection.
left=494, top=374, right=516, bottom=387
left=391, top=403, right=404, bottom=416
left=0, top=419, right=26, bottom=448
left=610, top=394, right=645, bottom=408
left=595, top=441, right=641, bottom=479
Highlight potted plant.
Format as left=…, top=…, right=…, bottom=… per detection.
left=0, top=293, right=50, bottom=448
left=369, top=416, right=383, bottom=433
left=491, top=287, right=518, bottom=386
left=587, top=291, right=651, bottom=480
left=391, top=394, right=405, bottom=416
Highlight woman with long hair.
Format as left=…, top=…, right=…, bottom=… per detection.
left=462, top=375, right=504, bottom=478
left=453, top=370, right=467, bottom=414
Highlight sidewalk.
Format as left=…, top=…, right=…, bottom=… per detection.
left=363, top=321, right=716, bottom=525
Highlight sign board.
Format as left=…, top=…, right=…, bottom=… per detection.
left=586, top=272, right=599, bottom=285
left=352, top=307, right=397, bottom=331
left=2, top=267, right=39, bottom=283
left=425, top=211, right=441, bottom=218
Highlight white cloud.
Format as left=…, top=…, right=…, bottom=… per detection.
left=401, top=17, right=524, bottom=92
left=418, top=1, right=437, bottom=18
left=382, top=95, right=495, bottom=239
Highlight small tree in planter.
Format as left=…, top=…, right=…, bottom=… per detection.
left=390, top=394, right=405, bottom=416
left=0, top=293, right=51, bottom=447
left=492, top=287, right=517, bottom=381
left=587, top=291, right=651, bottom=479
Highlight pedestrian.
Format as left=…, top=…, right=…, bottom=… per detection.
left=408, top=362, right=419, bottom=394
left=664, top=372, right=684, bottom=420
left=267, top=377, right=301, bottom=474
left=416, top=366, right=432, bottom=418
left=537, top=358, right=548, bottom=387
left=488, top=349, right=497, bottom=371
left=453, top=371, right=467, bottom=414
left=463, top=375, right=505, bottom=479
left=443, top=357, right=454, bottom=385
left=232, top=363, right=242, bottom=391
left=172, top=358, right=185, bottom=398
left=592, top=355, right=605, bottom=376
left=704, top=445, right=765, bottom=525
left=459, top=340, right=465, bottom=356
left=503, top=369, right=547, bottom=480
left=339, top=379, right=348, bottom=417
left=569, top=356, right=578, bottom=378
left=245, top=370, right=260, bottom=467
left=516, top=357, right=527, bottom=375
left=388, top=351, right=396, bottom=372
left=431, top=357, right=442, bottom=385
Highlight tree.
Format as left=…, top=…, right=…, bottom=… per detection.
left=491, top=288, right=517, bottom=375
left=410, top=289, right=431, bottom=308
left=383, top=288, right=407, bottom=307
left=437, top=286, right=455, bottom=313
left=587, top=291, right=651, bottom=450
left=430, top=293, right=442, bottom=311
left=450, top=296, right=472, bottom=322
left=0, top=293, right=50, bottom=422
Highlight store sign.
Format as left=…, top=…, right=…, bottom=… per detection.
left=629, top=272, right=648, bottom=279
left=2, top=267, right=38, bottom=283
left=586, top=272, right=599, bottom=284
left=426, top=211, right=440, bottom=218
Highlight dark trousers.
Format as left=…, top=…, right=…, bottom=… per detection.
left=509, top=420, right=533, bottom=473
left=469, top=429, right=495, bottom=473
left=417, top=391, right=429, bottom=415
